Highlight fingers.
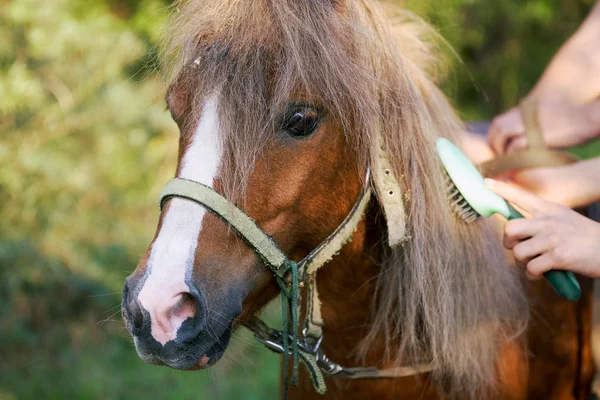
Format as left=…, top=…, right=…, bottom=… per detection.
left=488, top=122, right=514, bottom=155
left=507, top=229, right=571, bottom=280
left=459, top=132, right=496, bottom=164
left=526, top=253, right=558, bottom=278
left=504, top=136, right=528, bottom=154
left=512, top=235, right=553, bottom=264
left=525, top=270, right=544, bottom=281
left=487, top=108, right=525, bottom=154
left=511, top=236, right=560, bottom=280
left=484, top=178, right=549, bottom=216
left=503, top=219, right=543, bottom=249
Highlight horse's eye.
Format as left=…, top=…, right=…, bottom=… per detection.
left=281, top=106, right=320, bottom=138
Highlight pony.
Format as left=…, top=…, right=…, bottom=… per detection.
left=121, top=0, right=593, bottom=398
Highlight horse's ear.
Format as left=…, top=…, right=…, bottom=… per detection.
left=371, top=127, right=408, bottom=247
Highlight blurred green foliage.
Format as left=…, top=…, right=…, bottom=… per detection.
left=2, top=0, right=280, bottom=398
left=1, top=0, right=599, bottom=399
left=405, top=0, right=596, bottom=119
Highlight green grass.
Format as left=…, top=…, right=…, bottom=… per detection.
left=1, top=302, right=282, bottom=400
left=0, top=329, right=281, bottom=400
left=0, top=242, right=283, bottom=400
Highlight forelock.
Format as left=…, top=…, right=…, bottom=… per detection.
left=162, top=0, right=388, bottom=195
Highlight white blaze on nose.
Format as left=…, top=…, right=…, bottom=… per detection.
left=137, top=95, right=222, bottom=345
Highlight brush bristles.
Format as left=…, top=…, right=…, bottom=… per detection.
left=444, top=174, right=480, bottom=223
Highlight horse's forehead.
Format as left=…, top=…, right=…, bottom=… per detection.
left=180, top=95, right=222, bottom=169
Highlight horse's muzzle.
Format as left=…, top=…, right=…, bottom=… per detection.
left=121, top=276, right=233, bottom=369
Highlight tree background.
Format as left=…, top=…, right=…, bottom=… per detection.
left=1, top=0, right=598, bottom=398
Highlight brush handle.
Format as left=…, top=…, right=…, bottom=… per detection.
left=506, top=204, right=581, bottom=301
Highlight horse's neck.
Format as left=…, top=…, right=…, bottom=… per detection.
left=315, top=203, right=388, bottom=366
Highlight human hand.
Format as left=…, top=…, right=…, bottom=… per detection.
left=487, top=107, right=525, bottom=154
left=509, top=164, right=585, bottom=208
left=498, top=156, right=600, bottom=209
left=488, top=103, right=598, bottom=154
left=485, top=178, right=600, bottom=279
left=459, top=130, right=496, bottom=164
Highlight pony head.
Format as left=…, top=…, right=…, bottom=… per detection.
left=122, top=1, right=527, bottom=397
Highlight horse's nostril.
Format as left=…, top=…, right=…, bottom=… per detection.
left=122, top=279, right=144, bottom=332
left=142, top=288, right=206, bottom=345
left=125, top=277, right=208, bottom=346
left=169, top=292, right=198, bottom=321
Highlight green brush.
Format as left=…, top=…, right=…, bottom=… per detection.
left=436, top=138, right=581, bottom=302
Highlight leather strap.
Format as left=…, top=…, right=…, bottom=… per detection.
left=372, top=126, right=408, bottom=247
left=479, top=98, right=578, bottom=176
left=299, top=182, right=372, bottom=339
left=244, top=316, right=433, bottom=384
left=298, top=182, right=372, bottom=277
left=331, top=363, right=434, bottom=380
left=479, top=148, right=577, bottom=176
left=160, top=178, right=290, bottom=277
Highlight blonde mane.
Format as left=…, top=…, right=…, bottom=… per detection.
left=162, top=0, right=529, bottom=397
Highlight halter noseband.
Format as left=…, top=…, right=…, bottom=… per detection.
left=159, top=168, right=432, bottom=395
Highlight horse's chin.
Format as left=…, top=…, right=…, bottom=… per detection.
left=134, top=324, right=232, bottom=371
left=185, top=326, right=232, bottom=370
left=174, top=325, right=232, bottom=370
left=184, top=351, right=223, bottom=370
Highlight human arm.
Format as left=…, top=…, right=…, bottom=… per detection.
left=488, top=1, right=600, bottom=154
left=460, top=130, right=497, bottom=164
left=461, top=128, right=600, bottom=208
left=527, top=1, right=600, bottom=104
left=510, top=156, right=600, bottom=208
left=488, top=100, right=600, bottom=154
left=485, top=178, right=600, bottom=279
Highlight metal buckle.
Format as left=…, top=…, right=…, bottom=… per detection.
left=253, top=329, right=287, bottom=354
left=313, top=349, right=347, bottom=376
left=301, top=326, right=323, bottom=354
left=253, top=326, right=348, bottom=377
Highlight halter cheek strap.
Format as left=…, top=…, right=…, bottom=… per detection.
left=372, top=126, right=409, bottom=247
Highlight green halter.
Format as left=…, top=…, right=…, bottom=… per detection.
left=159, top=176, right=372, bottom=393
left=159, top=166, right=432, bottom=395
